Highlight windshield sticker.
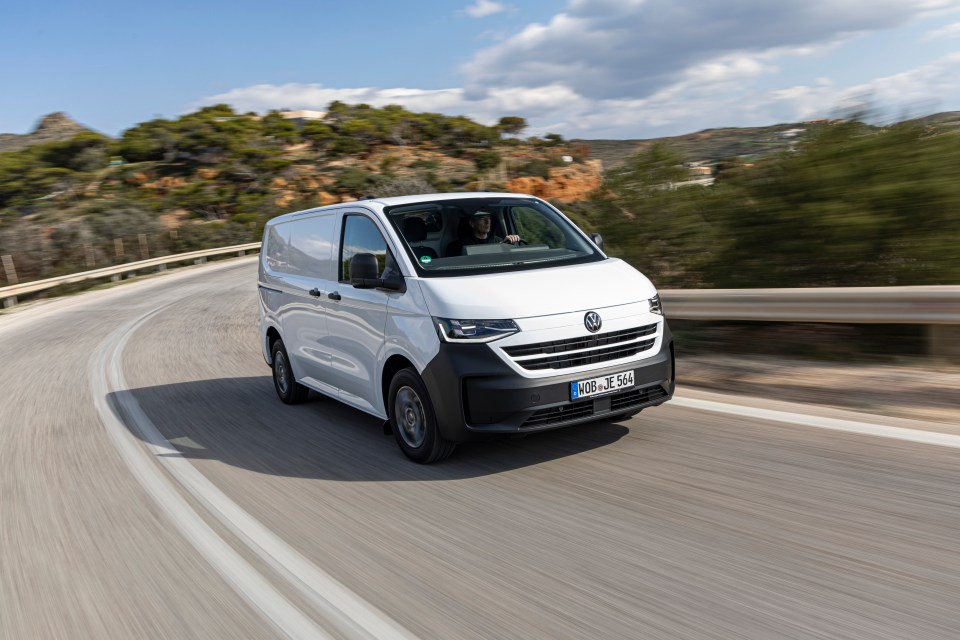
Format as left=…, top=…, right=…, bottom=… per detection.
left=420, top=255, right=432, bottom=264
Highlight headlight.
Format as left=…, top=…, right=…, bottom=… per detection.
left=434, top=318, right=520, bottom=342
left=648, top=293, right=663, bottom=315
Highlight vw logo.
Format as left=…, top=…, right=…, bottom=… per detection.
left=584, top=311, right=602, bottom=333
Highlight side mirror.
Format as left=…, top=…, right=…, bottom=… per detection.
left=350, top=253, right=406, bottom=292
left=350, top=253, right=379, bottom=288
left=588, top=233, right=604, bottom=250
left=379, top=274, right=406, bottom=292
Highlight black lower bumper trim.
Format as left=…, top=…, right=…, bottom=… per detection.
left=419, top=323, right=675, bottom=442
left=522, top=385, right=669, bottom=429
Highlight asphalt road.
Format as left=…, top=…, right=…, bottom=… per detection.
left=2, top=258, right=959, bottom=640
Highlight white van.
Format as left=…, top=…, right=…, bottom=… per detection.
left=258, top=193, right=674, bottom=463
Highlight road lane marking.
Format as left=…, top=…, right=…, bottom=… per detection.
left=90, top=310, right=332, bottom=640
left=672, top=396, right=960, bottom=449
left=95, top=304, right=417, bottom=640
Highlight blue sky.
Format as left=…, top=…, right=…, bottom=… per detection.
left=3, top=0, right=960, bottom=139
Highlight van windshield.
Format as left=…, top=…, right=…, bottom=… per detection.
left=385, top=197, right=603, bottom=277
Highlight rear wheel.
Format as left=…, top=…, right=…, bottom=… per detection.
left=389, top=368, right=455, bottom=463
left=271, top=339, right=310, bottom=404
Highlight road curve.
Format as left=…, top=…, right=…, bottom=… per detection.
left=2, top=258, right=960, bottom=640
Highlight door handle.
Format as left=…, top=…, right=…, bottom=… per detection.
left=327, top=291, right=342, bottom=301
left=308, top=288, right=321, bottom=297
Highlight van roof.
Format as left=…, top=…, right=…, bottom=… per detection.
left=266, top=192, right=534, bottom=224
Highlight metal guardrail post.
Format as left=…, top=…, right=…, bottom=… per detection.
left=2, top=255, right=18, bottom=286
left=929, top=325, right=960, bottom=361
left=1, top=256, right=17, bottom=308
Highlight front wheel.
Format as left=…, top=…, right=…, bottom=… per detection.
left=271, top=339, right=310, bottom=404
left=388, top=368, right=455, bottom=463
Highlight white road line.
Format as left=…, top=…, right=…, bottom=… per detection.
left=97, top=304, right=418, bottom=640
left=671, top=396, right=960, bottom=449
left=90, top=311, right=331, bottom=640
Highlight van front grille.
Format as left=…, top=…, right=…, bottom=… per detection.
left=503, top=323, right=657, bottom=370
left=521, top=400, right=594, bottom=428
left=610, top=386, right=668, bottom=411
left=521, top=385, right=668, bottom=429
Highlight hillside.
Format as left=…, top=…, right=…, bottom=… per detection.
left=576, top=122, right=818, bottom=168
left=905, top=110, right=960, bottom=129
left=577, top=111, right=960, bottom=169
left=0, top=104, right=603, bottom=286
left=2, top=105, right=959, bottom=296
left=0, top=112, right=98, bottom=153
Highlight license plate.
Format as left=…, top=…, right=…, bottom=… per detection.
left=571, top=370, right=634, bottom=400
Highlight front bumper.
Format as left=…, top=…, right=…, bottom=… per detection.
left=420, top=324, right=675, bottom=442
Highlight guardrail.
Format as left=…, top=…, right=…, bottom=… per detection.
left=660, top=286, right=960, bottom=359
left=659, top=286, right=960, bottom=324
left=3, top=245, right=957, bottom=357
left=1, top=242, right=261, bottom=307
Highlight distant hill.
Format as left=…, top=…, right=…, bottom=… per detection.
left=0, top=112, right=99, bottom=152
left=577, top=111, right=960, bottom=169
left=905, top=110, right=960, bottom=129
left=5, top=110, right=959, bottom=170
left=575, top=122, right=817, bottom=169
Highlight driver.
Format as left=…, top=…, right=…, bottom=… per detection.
left=445, top=210, right=521, bottom=256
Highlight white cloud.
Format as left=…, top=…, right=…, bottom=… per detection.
left=839, top=52, right=960, bottom=106
left=193, top=1, right=960, bottom=140
left=740, top=52, right=960, bottom=123
left=194, top=49, right=960, bottom=139
left=924, top=20, right=960, bottom=39
left=193, top=82, right=586, bottom=128
left=681, top=55, right=773, bottom=85
left=461, top=0, right=960, bottom=101
left=194, top=84, right=457, bottom=115
left=463, top=0, right=506, bottom=19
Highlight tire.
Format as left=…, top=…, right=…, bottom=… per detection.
left=388, top=368, right=455, bottom=464
left=271, top=339, right=310, bottom=405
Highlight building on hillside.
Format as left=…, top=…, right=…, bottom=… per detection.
left=779, top=128, right=806, bottom=138
left=667, top=177, right=715, bottom=189
left=280, top=110, right=327, bottom=126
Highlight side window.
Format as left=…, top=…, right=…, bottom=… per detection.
left=266, top=215, right=336, bottom=278
left=512, top=206, right=564, bottom=246
left=340, top=215, right=389, bottom=282
left=265, top=224, right=291, bottom=273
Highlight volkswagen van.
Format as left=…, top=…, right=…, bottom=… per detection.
left=258, top=193, right=674, bottom=462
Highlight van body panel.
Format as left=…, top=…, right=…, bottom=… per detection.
left=322, top=285, right=391, bottom=415
left=383, top=279, right=441, bottom=372
left=416, top=258, right=655, bottom=320
left=267, top=213, right=339, bottom=389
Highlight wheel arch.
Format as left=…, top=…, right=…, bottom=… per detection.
left=381, top=353, right=416, bottom=413
left=265, top=326, right=282, bottom=365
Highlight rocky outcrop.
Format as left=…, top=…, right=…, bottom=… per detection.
left=506, top=160, right=603, bottom=201
left=0, top=112, right=99, bottom=152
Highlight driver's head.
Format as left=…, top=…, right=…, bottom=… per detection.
left=468, top=210, right=493, bottom=238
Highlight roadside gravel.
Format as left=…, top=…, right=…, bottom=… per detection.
left=680, top=355, right=960, bottom=425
